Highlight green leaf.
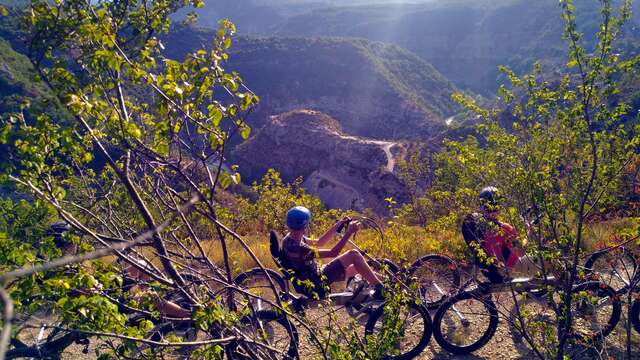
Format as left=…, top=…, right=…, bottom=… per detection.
left=240, top=126, right=251, bottom=140
left=0, top=123, right=11, bottom=143
left=209, top=106, right=223, bottom=126
left=126, top=122, right=142, bottom=139
left=219, top=172, right=231, bottom=189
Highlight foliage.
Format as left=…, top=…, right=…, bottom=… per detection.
left=0, top=0, right=265, bottom=356
left=0, top=198, right=59, bottom=311
left=412, top=0, right=640, bottom=358
left=245, top=169, right=331, bottom=234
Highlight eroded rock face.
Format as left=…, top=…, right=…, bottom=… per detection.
left=234, top=109, right=410, bottom=213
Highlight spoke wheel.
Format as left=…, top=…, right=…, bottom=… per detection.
left=433, top=291, right=499, bottom=355
left=507, top=294, right=558, bottom=352
left=410, top=255, right=461, bottom=308
left=234, top=268, right=287, bottom=312
left=364, top=300, right=432, bottom=359
left=6, top=324, right=80, bottom=359
left=231, top=310, right=299, bottom=360
left=165, top=272, right=218, bottom=308
left=584, top=247, right=636, bottom=293
left=569, top=281, right=621, bottom=343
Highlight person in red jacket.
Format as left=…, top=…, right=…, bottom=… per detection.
left=478, top=187, right=523, bottom=268
left=462, top=187, right=537, bottom=282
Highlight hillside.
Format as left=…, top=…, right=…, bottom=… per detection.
left=274, top=0, right=640, bottom=94
left=178, top=0, right=640, bottom=95
left=0, top=5, right=67, bottom=122
left=163, top=25, right=460, bottom=140
left=0, top=38, right=63, bottom=121
left=171, top=0, right=448, bottom=32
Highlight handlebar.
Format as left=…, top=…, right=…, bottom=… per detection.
left=336, top=218, right=351, bottom=233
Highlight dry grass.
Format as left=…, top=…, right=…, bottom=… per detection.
left=197, top=217, right=640, bottom=278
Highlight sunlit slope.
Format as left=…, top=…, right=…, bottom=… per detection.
left=274, top=0, right=640, bottom=94
left=163, top=25, right=460, bottom=139
left=171, top=0, right=458, bottom=33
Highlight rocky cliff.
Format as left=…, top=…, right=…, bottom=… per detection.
left=234, top=109, right=410, bottom=212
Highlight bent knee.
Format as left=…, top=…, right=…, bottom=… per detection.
left=345, top=249, right=362, bottom=259
left=338, top=249, right=361, bottom=263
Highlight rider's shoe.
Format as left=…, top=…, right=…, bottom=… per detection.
left=347, top=279, right=368, bottom=306
left=290, top=293, right=309, bottom=313
left=372, top=283, right=385, bottom=300
left=346, top=274, right=363, bottom=291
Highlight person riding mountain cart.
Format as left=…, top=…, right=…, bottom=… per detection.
left=258, top=207, right=435, bottom=359
left=47, top=221, right=193, bottom=318
left=276, top=206, right=385, bottom=300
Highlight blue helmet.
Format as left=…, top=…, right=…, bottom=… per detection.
left=286, top=206, right=311, bottom=230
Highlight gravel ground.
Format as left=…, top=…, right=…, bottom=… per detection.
left=12, top=287, right=640, bottom=359
left=17, top=307, right=640, bottom=359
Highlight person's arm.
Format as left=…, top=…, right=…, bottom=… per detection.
left=307, top=216, right=350, bottom=247
left=155, top=300, right=191, bottom=318
left=317, top=221, right=360, bottom=258
left=501, top=223, right=523, bottom=267
left=130, top=286, right=191, bottom=318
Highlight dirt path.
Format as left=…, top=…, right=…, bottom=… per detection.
left=293, top=301, right=640, bottom=360
left=37, top=276, right=640, bottom=359
left=47, top=304, right=640, bottom=359
left=445, top=116, right=454, bottom=126
left=381, top=143, right=395, bottom=172
left=330, top=131, right=398, bottom=172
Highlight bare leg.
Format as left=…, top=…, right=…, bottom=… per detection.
left=336, top=250, right=382, bottom=285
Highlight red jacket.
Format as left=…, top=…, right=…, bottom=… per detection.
left=482, top=221, right=522, bottom=268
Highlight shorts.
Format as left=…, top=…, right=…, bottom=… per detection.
left=321, top=258, right=346, bottom=284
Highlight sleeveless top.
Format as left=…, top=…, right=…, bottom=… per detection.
left=281, top=235, right=320, bottom=280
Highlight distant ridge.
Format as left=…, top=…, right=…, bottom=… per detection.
left=273, top=0, right=640, bottom=94
left=163, top=25, right=460, bottom=140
